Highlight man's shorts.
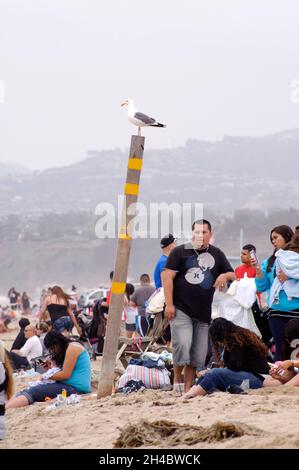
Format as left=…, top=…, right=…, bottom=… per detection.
left=170, top=308, right=209, bottom=368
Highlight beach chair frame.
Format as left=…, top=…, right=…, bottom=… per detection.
left=116, top=310, right=170, bottom=369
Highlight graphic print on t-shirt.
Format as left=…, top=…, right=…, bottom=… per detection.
left=184, top=252, right=215, bottom=289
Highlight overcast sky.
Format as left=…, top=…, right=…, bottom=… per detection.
left=1, top=0, right=299, bottom=170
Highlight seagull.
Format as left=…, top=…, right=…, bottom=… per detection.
left=121, top=98, right=166, bottom=136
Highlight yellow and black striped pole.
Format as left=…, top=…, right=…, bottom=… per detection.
left=97, top=135, right=145, bottom=398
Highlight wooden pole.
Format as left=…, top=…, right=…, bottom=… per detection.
left=97, top=134, right=145, bottom=398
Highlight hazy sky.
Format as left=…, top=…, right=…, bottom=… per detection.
left=1, top=0, right=299, bottom=170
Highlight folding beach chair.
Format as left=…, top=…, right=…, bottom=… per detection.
left=116, top=310, right=170, bottom=368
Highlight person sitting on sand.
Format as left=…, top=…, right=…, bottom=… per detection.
left=183, top=318, right=270, bottom=399
left=263, top=359, right=299, bottom=387
left=36, top=322, right=50, bottom=356
left=263, top=318, right=299, bottom=387
left=0, top=340, right=14, bottom=439
left=10, top=318, right=30, bottom=351
left=6, top=331, right=91, bottom=409
left=0, top=307, right=12, bottom=333
left=9, top=324, right=43, bottom=370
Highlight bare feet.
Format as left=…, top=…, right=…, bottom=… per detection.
left=182, top=384, right=206, bottom=400
left=173, top=383, right=184, bottom=397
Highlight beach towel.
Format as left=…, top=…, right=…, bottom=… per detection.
left=129, top=357, right=166, bottom=369
left=269, top=250, right=299, bottom=307
left=141, top=351, right=173, bottom=365
left=28, top=367, right=61, bottom=387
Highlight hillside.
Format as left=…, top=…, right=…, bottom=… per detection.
left=1, top=129, right=299, bottom=293
left=1, top=129, right=299, bottom=217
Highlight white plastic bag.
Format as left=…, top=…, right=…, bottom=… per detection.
left=218, top=278, right=261, bottom=337
left=145, top=288, right=165, bottom=315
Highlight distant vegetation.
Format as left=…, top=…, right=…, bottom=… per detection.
left=215, top=207, right=299, bottom=241
left=0, top=211, right=96, bottom=242
left=1, top=207, right=298, bottom=293
left=0, top=207, right=298, bottom=243
left=1, top=129, right=299, bottom=291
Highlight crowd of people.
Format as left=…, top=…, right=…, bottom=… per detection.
left=7, top=288, right=32, bottom=315
left=1, top=219, right=299, bottom=440
left=160, top=220, right=299, bottom=399
left=0, top=288, right=34, bottom=333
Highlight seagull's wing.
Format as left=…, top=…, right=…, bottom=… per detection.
left=134, top=112, right=156, bottom=125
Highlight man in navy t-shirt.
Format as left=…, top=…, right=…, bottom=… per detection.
left=162, top=219, right=235, bottom=395
left=154, top=234, right=177, bottom=289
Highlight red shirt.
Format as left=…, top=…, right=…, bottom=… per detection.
left=235, top=264, right=256, bottom=279
left=235, top=264, right=261, bottom=304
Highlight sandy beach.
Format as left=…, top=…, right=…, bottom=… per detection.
left=1, top=327, right=299, bottom=450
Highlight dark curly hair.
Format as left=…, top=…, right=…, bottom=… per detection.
left=209, top=318, right=268, bottom=358
left=44, top=330, right=70, bottom=367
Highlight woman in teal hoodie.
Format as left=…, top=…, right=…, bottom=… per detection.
left=255, top=225, right=299, bottom=361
